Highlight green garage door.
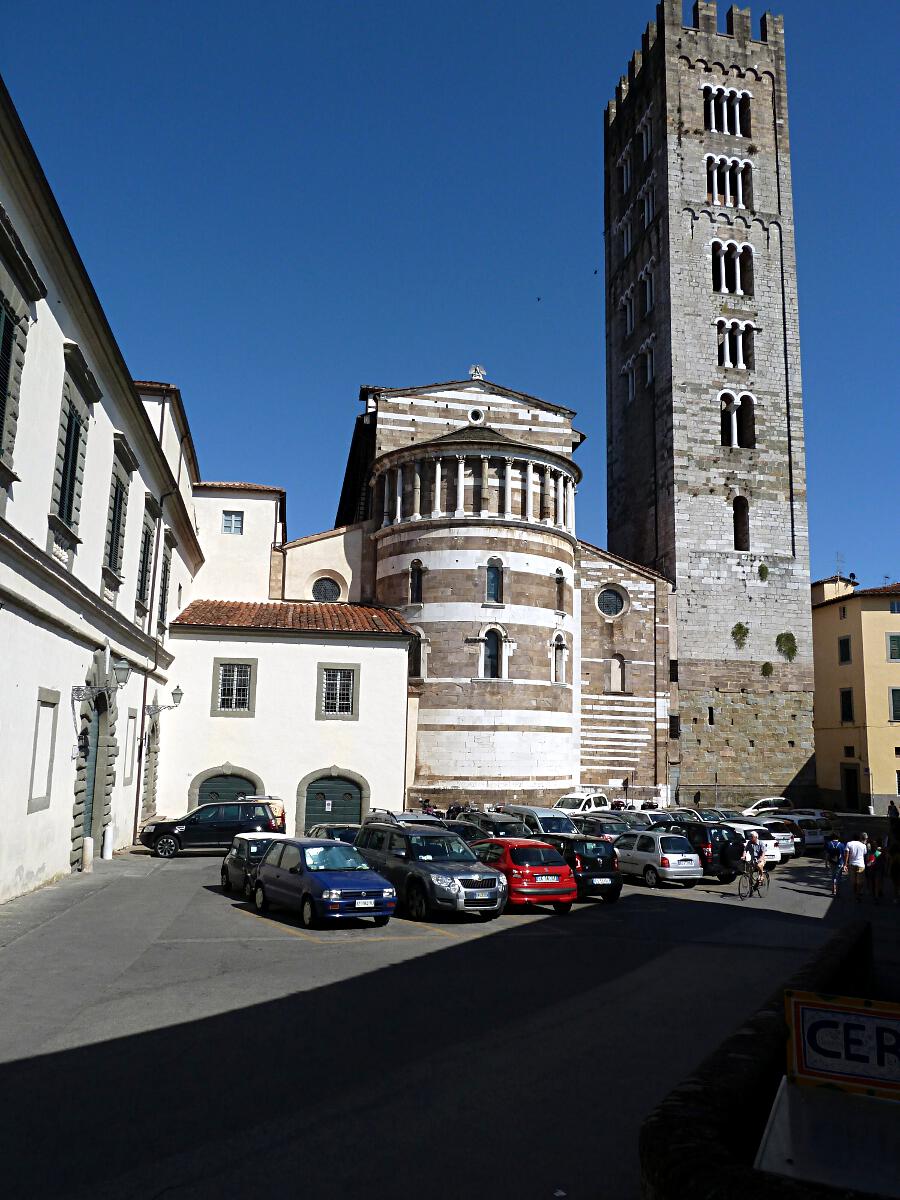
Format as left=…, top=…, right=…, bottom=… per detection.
left=199, top=774, right=256, bottom=806
left=305, top=778, right=362, bottom=831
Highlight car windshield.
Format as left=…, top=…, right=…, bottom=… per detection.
left=538, top=816, right=577, bottom=833
left=409, top=835, right=476, bottom=862
left=303, top=845, right=369, bottom=871
left=247, top=840, right=272, bottom=857
left=660, top=836, right=693, bottom=853
left=484, top=820, right=529, bottom=837
left=577, top=840, right=614, bottom=859
left=592, top=820, right=628, bottom=834
left=510, top=846, right=566, bottom=866
left=554, top=798, right=575, bottom=809
left=699, top=809, right=722, bottom=820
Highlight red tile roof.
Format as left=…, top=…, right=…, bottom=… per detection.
left=812, top=582, right=900, bottom=608
left=194, top=481, right=285, bottom=494
left=172, top=600, right=414, bottom=636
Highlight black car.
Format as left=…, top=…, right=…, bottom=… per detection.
left=139, top=800, right=285, bottom=858
left=444, top=820, right=490, bottom=844
left=355, top=822, right=506, bottom=919
left=657, top=820, right=744, bottom=882
left=580, top=814, right=633, bottom=841
left=221, top=833, right=288, bottom=898
left=306, top=823, right=361, bottom=844
left=462, top=811, right=531, bottom=838
left=534, top=833, right=622, bottom=903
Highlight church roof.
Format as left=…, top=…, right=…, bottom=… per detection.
left=171, top=600, right=414, bottom=637
left=361, top=378, right=577, bottom=418
left=577, top=539, right=673, bottom=584
left=372, top=423, right=583, bottom=481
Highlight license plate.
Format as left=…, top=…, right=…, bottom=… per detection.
left=679, top=859, right=692, bottom=865
left=355, top=899, right=375, bottom=908
left=592, top=877, right=612, bottom=885
left=535, top=875, right=557, bottom=883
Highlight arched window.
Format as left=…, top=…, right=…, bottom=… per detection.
left=555, top=568, right=565, bottom=612
left=484, top=629, right=502, bottom=679
left=712, top=242, right=754, bottom=296
left=610, top=653, right=626, bottom=693
left=312, top=577, right=341, bottom=602
left=733, top=496, right=750, bottom=552
left=486, top=559, right=503, bottom=604
left=409, top=560, right=423, bottom=604
left=553, top=636, right=566, bottom=685
left=736, top=395, right=756, bottom=448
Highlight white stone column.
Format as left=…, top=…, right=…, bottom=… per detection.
left=565, top=478, right=575, bottom=532
left=723, top=160, right=731, bottom=206
left=734, top=247, right=743, bottom=295
left=394, top=464, right=404, bottom=524
left=503, top=458, right=513, bottom=518
left=525, top=461, right=534, bottom=522
left=555, top=472, right=564, bottom=527
left=381, top=471, right=391, bottom=528
left=708, top=89, right=717, bottom=132
left=735, top=325, right=745, bottom=369
left=431, top=458, right=442, bottom=519
left=736, top=165, right=744, bottom=208
left=721, top=322, right=732, bottom=368
left=479, top=456, right=490, bottom=518
left=411, top=460, right=421, bottom=520
left=729, top=400, right=740, bottom=448
left=718, top=91, right=728, bottom=133
left=454, top=455, right=466, bottom=519
left=716, top=244, right=726, bottom=292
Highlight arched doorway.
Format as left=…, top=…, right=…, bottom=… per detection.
left=199, top=774, right=257, bottom=806
left=303, top=777, right=363, bottom=832
left=82, top=694, right=108, bottom=845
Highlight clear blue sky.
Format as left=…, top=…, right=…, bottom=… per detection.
left=2, top=1, right=896, bottom=586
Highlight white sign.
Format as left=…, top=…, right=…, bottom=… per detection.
left=786, top=990, right=900, bottom=1099
left=325, top=800, right=332, bottom=813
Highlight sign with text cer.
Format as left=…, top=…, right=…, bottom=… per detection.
left=786, top=990, right=900, bottom=1100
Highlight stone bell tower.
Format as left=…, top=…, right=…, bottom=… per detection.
left=604, top=1, right=815, bottom=803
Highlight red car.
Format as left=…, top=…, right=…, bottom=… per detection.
left=472, top=839, right=577, bottom=914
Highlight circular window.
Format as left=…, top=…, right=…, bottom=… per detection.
left=312, top=577, right=341, bottom=602
left=468, top=408, right=485, bottom=425
left=597, top=587, right=627, bottom=617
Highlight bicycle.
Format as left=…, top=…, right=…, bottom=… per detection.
left=738, top=861, right=770, bottom=901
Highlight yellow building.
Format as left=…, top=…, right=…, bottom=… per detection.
left=811, top=577, right=900, bottom=812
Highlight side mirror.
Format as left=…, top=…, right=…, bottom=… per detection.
left=289, top=865, right=301, bottom=875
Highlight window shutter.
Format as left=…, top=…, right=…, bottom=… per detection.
left=0, top=308, right=13, bottom=437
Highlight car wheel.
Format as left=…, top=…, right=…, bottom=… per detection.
left=254, top=884, right=268, bottom=913
left=373, top=915, right=390, bottom=928
left=552, top=902, right=573, bottom=915
left=643, top=866, right=660, bottom=889
left=717, top=872, right=736, bottom=885
left=600, top=889, right=621, bottom=904
left=154, top=834, right=179, bottom=859
left=300, top=895, right=317, bottom=930
left=243, top=878, right=253, bottom=901
left=220, top=869, right=230, bottom=892
left=407, top=882, right=429, bottom=921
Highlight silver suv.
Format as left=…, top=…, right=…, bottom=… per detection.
left=354, top=822, right=506, bottom=920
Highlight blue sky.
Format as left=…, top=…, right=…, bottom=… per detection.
left=2, top=1, right=896, bottom=585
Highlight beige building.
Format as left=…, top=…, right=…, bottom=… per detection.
left=811, top=577, right=900, bottom=813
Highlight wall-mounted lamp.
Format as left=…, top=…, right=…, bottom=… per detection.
left=144, top=685, right=184, bottom=719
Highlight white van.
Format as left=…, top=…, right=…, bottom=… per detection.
left=553, top=792, right=610, bottom=814
left=498, top=805, right=578, bottom=835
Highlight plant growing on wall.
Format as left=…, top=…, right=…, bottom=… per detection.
left=775, top=631, right=798, bottom=662
left=757, top=564, right=769, bottom=581
left=731, top=622, right=749, bottom=650
left=761, top=661, right=774, bottom=678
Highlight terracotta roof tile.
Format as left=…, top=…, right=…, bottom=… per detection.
left=812, top=582, right=900, bottom=608
left=172, top=599, right=414, bottom=636
left=194, top=481, right=285, bottom=494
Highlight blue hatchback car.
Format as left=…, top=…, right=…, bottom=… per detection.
left=253, top=838, right=396, bottom=929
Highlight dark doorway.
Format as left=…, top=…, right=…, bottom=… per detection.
left=83, top=695, right=108, bottom=844
left=840, top=764, right=860, bottom=811
left=199, top=774, right=255, bottom=807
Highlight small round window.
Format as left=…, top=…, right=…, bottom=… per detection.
left=597, top=587, right=626, bottom=617
left=312, top=577, right=341, bottom=602
left=468, top=408, right=485, bottom=425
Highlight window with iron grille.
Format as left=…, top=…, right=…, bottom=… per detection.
left=219, top=663, right=252, bottom=711
left=317, top=664, right=359, bottom=720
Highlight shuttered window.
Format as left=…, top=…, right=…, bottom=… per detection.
left=158, top=545, right=171, bottom=626
left=58, top=401, right=82, bottom=526
left=104, top=476, right=127, bottom=572
left=0, top=304, right=13, bottom=440
left=136, top=515, right=155, bottom=605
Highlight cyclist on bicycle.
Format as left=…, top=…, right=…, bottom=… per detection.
left=744, top=831, right=766, bottom=886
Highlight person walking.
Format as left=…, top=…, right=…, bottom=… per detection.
left=867, top=834, right=887, bottom=904
left=844, top=833, right=868, bottom=903
left=824, top=832, right=846, bottom=898
left=887, top=800, right=899, bottom=820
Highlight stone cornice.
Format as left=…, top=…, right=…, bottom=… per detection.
left=0, top=515, right=173, bottom=668
left=372, top=514, right=579, bottom=547
left=0, top=198, right=46, bottom=301
left=372, top=441, right=582, bottom=484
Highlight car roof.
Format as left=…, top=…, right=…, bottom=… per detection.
left=501, top=805, right=566, bottom=817
left=476, top=837, right=555, bottom=848
left=234, top=831, right=288, bottom=842
left=365, top=821, right=449, bottom=834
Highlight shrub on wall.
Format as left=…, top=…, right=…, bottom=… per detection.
left=757, top=563, right=769, bottom=581
left=731, top=622, right=749, bottom=650
left=775, top=631, right=798, bottom=662
left=761, top=661, right=774, bottom=678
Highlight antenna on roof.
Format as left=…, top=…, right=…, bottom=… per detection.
left=834, top=551, right=845, bottom=579
left=469, top=364, right=486, bottom=381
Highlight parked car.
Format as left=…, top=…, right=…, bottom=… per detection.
left=497, top=805, right=578, bottom=836
left=656, top=820, right=745, bottom=882
left=354, top=822, right=506, bottom=919
left=443, top=820, right=490, bottom=844
left=715, top=807, right=747, bottom=822
left=361, top=809, right=447, bottom=827
left=614, top=811, right=654, bottom=829
left=741, top=796, right=792, bottom=817
left=140, top=799, right=286, bottom=858
left=665, top=807, right=702, bottom=821
left=698, top=808, right=729, bottom=822
left=779, top=813, right=832, bottom=854
left=553, top=792, right=610, bottom=814
left=306, top=823, right=361, bottom=844
left=253, top=838, right=396, bottom=928
left=221, top=832, right=289, bottom=898
left=640, top=800, right=660, bottom=810
left=613, top=829, right=702, bottom=888
left=463, top=811, right=531, bottom=838
left=579, top=815, right=633, bottom=842
left=472, top=839, right=577, bottom=913
left=753, top=817, right=798, bottom=859
left=530, top=832, right=622, bottom=903
left=722, top=822, right=782, bottom=866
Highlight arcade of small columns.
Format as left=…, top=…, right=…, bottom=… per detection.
left=374, top=453, right=577, bottom=532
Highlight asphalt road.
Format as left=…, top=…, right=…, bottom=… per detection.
left=0, top=849, right=887, bottom=1200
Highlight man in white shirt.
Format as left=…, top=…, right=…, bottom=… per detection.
left=844, top=834, right=868, bottom=902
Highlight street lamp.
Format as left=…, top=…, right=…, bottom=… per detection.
left=71, top=659, right=132, bottom=705
left=144, top=685, right=184, bottom=718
